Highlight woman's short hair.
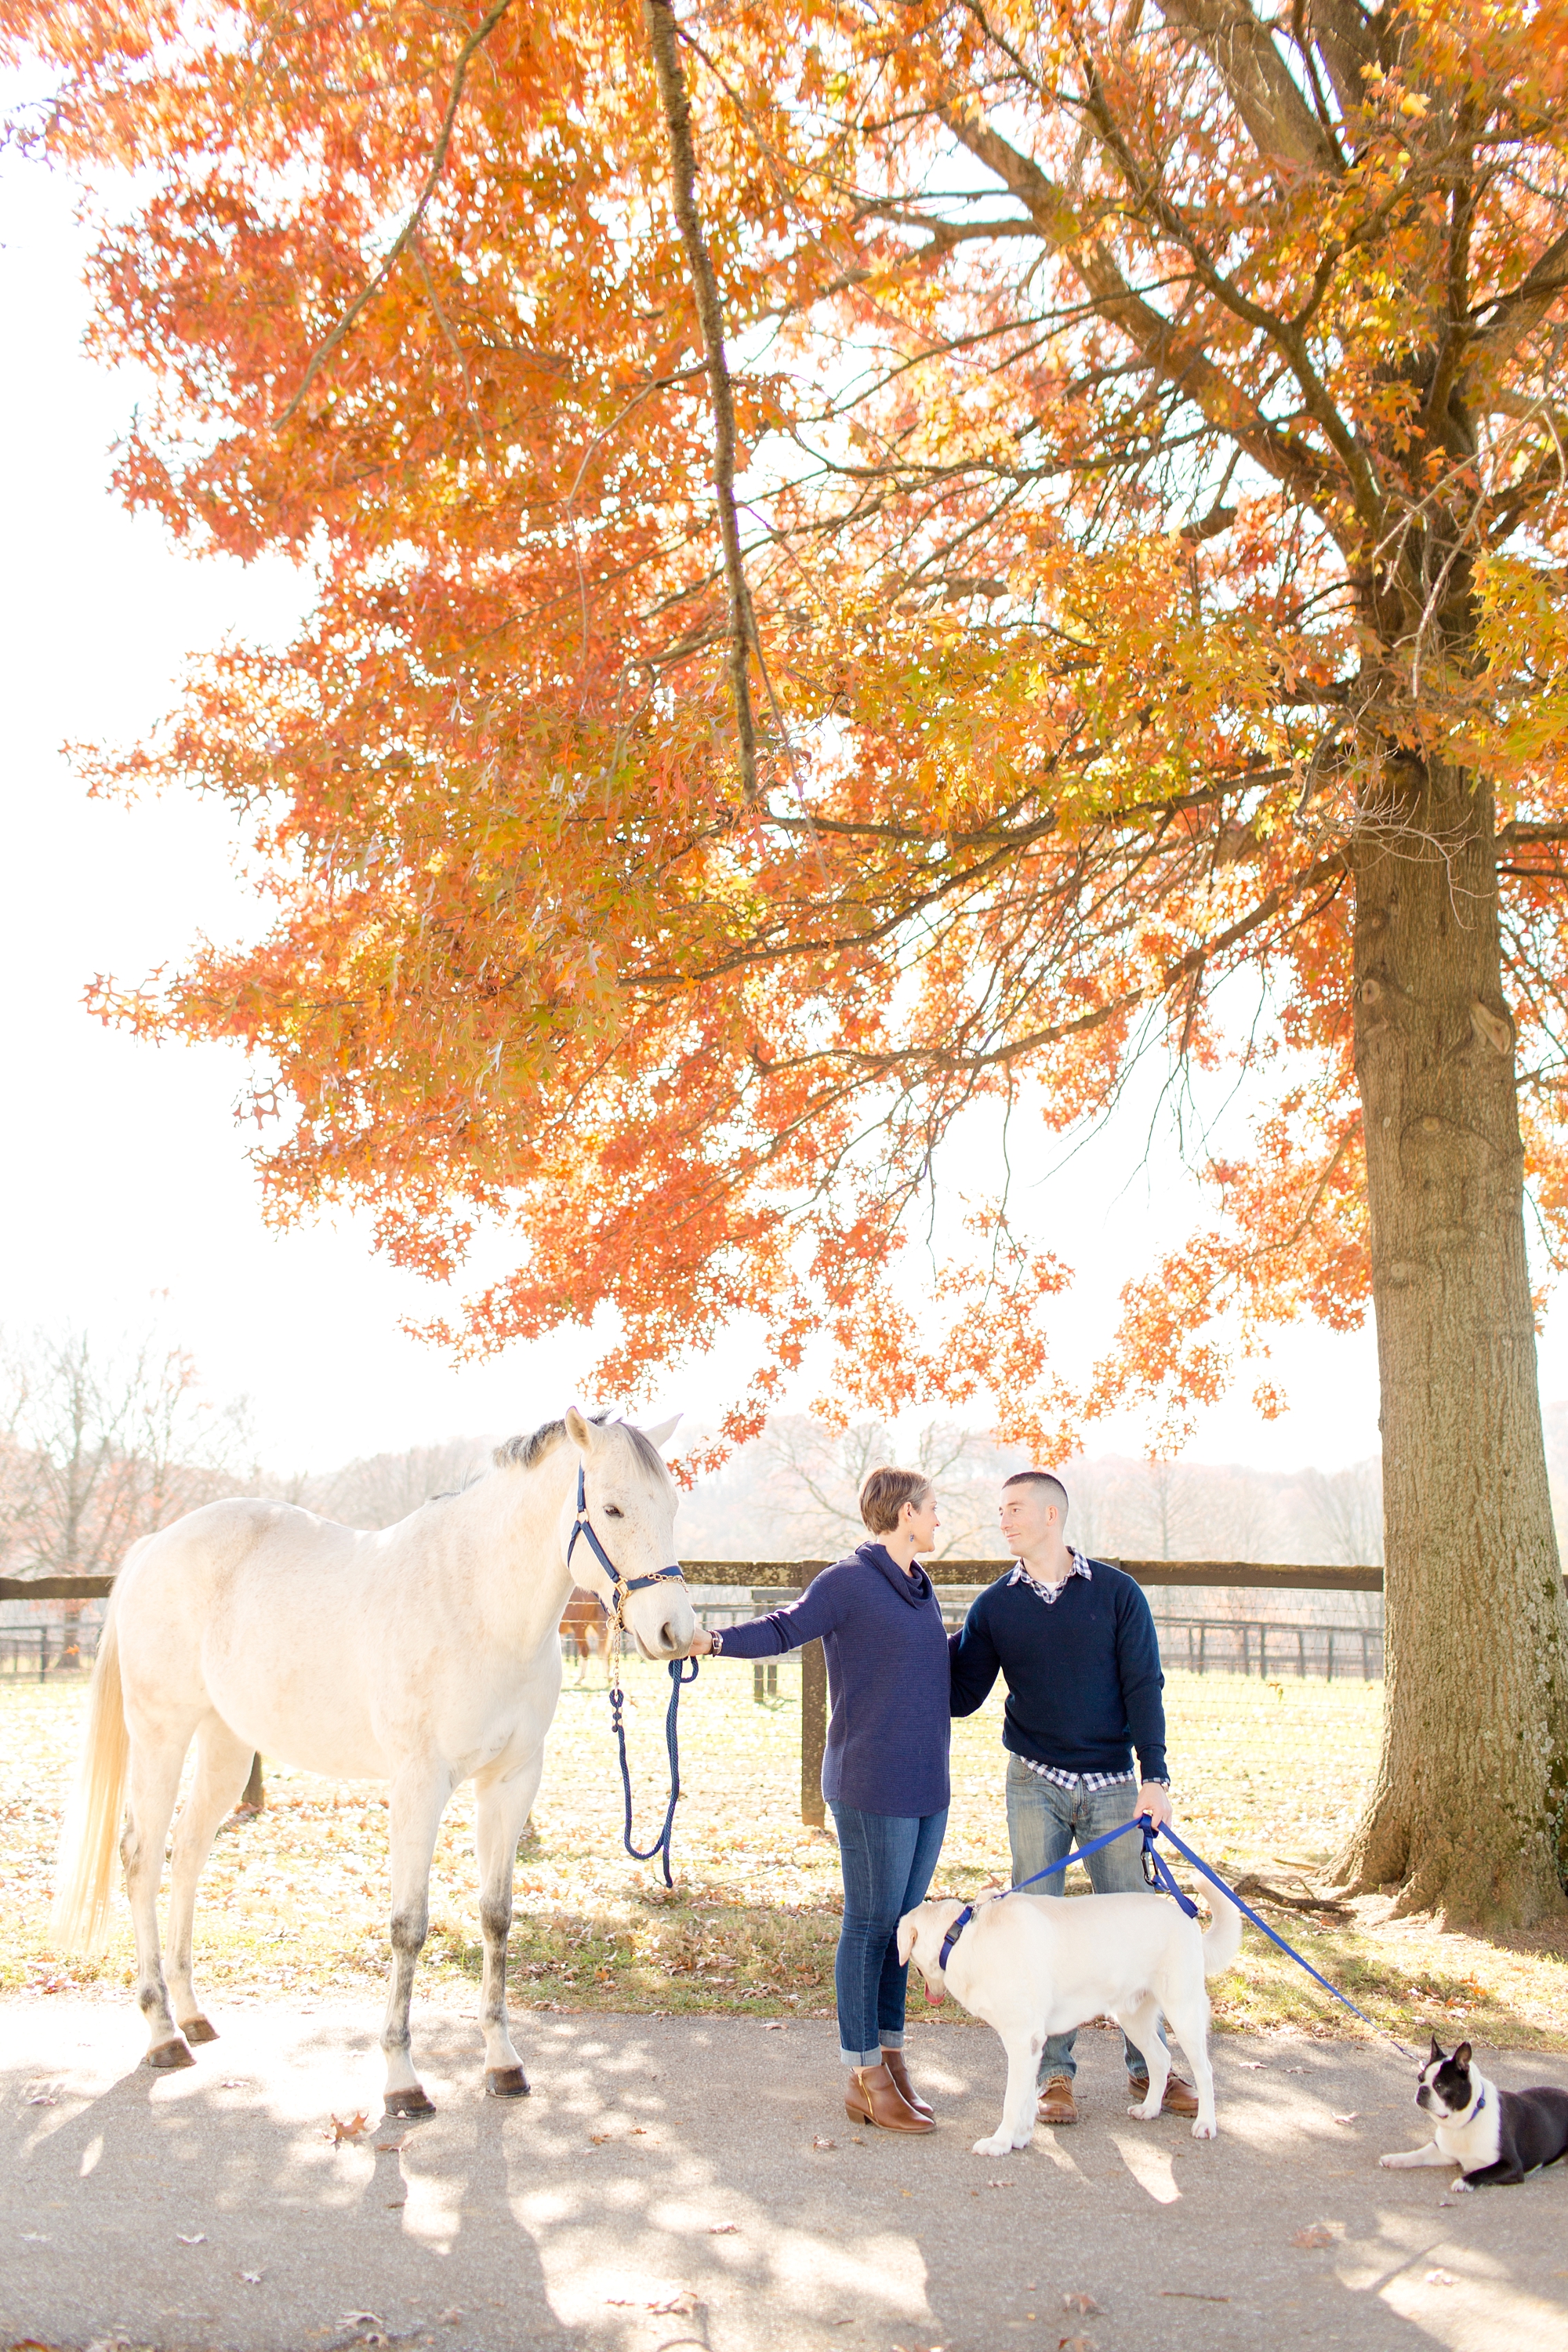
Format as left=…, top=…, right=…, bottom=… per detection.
left=859, top=1465, right=931, bottom=1534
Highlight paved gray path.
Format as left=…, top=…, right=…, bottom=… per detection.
left=4, top=2001, right=1566, bottom=2352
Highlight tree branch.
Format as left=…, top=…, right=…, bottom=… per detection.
left=1156, top=0, right=1340, bottom=175
left=643, top=0, right=759, bottom=800
left=274, top=0, right=512, bottom=429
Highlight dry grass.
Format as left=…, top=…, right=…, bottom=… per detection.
left=2, top=1658, right=1566, bottom=2049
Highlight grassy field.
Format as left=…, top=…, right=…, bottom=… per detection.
left=4, top=1660, right=1566, bottom=2049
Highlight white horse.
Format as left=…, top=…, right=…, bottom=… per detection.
left=52, top=1408, right=693, bottom=2112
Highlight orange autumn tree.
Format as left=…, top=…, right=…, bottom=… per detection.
left=9, top=0, right=1568, bottom=1922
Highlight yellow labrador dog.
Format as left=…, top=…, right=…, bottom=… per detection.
left=899, top=1884, right=1243, bottom=2155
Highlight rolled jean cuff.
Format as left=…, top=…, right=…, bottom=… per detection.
left=841, top=2044, right=882, bottom=2069
left=877, top=2029, right=905, bottom=2050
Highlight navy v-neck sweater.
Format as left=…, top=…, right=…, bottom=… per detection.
left=948, top=1563, right=1168, bottom=1782
left=714, top=1542, right=951, bottom=1816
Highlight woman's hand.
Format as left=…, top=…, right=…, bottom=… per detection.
left=685, top=1629, right=717, bottom=1657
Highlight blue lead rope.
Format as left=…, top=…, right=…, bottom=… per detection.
left=938, top=1813, right=1414, bottom=2057
left=609, top=1657, right=699, bottom=1888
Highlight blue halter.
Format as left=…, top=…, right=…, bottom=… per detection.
left=567, top=1461, right=695, bottom=1887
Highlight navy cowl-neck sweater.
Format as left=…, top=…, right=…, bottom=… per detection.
left=949, top=1562, right=1168, bottom=1782
left=715, top=1542, right=951, bottom=1816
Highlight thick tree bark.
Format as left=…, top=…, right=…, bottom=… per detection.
left=1339, top=750, right=1568, bottom=1924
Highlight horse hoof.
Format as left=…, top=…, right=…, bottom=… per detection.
left=146, top=2036, right=197, bottom=2071
left=383, top=2086, right=437, bottom=2118
left=180, top=2016, right=220, bottom=2045
left=485, top=2067, right=530, bottom=2100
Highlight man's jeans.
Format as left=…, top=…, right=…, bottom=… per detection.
left=1005, top=1756, right=1166, bottom=2085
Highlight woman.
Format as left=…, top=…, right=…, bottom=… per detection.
left=687, top=1466, right=950, bottom=2132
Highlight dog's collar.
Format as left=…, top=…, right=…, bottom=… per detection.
left=1469, top=2085, right=1486, bottom=2120
left=938, top=1904, right=975, bottom=1973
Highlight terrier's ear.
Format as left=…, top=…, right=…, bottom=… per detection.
left=564, top=1405, right=593, bottom=1451
left=1429, top=2035, right=1444, bottom=2062
left=1454, top=2042, right=1472, bottom=2069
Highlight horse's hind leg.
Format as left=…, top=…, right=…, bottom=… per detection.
left=122, top=1730, right=197, bottom=2068
left=164, top=1715, right=254, bottom=2044
left=475, top=1755, right=544, bottom=2098
left=380, top=1762, right=452, bottom=2117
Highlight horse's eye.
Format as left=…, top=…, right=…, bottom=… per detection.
left=605, top=1504, right=623, bottom=1519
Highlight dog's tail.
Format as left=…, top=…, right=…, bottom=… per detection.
left=1201, top=1880, right=1243, bottom=1977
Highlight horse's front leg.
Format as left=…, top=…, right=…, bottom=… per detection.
left=380, top=1762, right=452, bottom=2117
left=475, top=1754, right=544, bottom=2098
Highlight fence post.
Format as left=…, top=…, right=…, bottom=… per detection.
left=1327, top=1628, right=1335, bottom=1682
left=801, top=1642, right=827, bottom=1827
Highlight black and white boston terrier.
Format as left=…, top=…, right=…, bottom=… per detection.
left=1380, top=2038, right=1568, bottom=2190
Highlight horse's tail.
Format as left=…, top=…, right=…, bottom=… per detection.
left=52, top=1568, right=133, bottom=1953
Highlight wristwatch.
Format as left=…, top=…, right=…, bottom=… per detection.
left=708, top=1629, right=724, bottom=1656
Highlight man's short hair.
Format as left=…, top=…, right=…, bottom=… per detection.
left=860, top=1465, right=932, bottom=1535
left=1003, top=1469, right=1069, bottom=1525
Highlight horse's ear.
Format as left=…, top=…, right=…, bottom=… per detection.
left=641, top=1414, right=681, bottom=1450
left=564, top=1405, right=594, bottom=1451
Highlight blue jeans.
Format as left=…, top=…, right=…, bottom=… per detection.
left=829, top=1802, right=948, bottom=2068
left=1005, top=1758, right=1166, bottom=2085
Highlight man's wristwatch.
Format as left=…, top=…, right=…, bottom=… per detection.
left=707, top=1629, right=724, bottom=1656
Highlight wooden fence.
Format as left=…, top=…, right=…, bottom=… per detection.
left=0, top=1559, right=1385, bottom=1828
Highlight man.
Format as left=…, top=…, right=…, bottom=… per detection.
left=948, top=1469, right=1198, bottom=2124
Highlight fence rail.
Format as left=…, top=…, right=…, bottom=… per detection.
left=0, top=1559, right=1392, bottom=1824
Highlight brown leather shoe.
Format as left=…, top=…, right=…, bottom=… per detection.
left=845, top=2062, right=934, bottom=2132
left=881, top=2048, right=934, bottom=2119
left=1036, top=2074, right=1078, bottom=2125
left=1129, top=2071, right=1200, bottom=2118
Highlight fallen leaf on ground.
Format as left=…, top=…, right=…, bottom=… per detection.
left=812, top=2136, right=836, bottom=2150
left=986, top=2178, right=1014, bottom=2188
left=1058, top=2336, right=1097, bottom=2351
left=1238, top=2060, right=1269, bottom=2071
left=1425, top=2270, right=1457, bottom=2288
left=1283, top=2066, right=1306, bottom=2074
left=707, top=2222, right=740, bottom=2234
left=325, top=2111, right=372, bottom=2145
left=1292, top=2225, right=1337, bottom=2249
left=22, top=2083, right=61, bottom=2106
left=342, top=2314, right=385, bottom=2328
left=375, top=2139, right=408, bottom=2154
left=176, top=2232, right=207, bottom=2245
left=220, top=2078, right=247, bottom=2089
left=1062, top=2292, right=1102, bottom=2314
left=763, top=2020, right=786, bottom=2031
left=630, top=2125, right=646, bottom=2135
left=1332, top=2112, right=1359, bottom=2125
left=239, top=2270, right=263, bottom=2284
left=436, top=2310, right=463, bottom=2325
left=606, top=2289, right=700, bottom=2316
left=589, top=2132, right=611, bottom=2144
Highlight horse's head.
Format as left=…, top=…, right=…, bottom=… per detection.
left=561, top=1406, right=695, bottom=1661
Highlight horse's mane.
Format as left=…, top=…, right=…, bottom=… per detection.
left=492, top=1413, right=668, bottom=1482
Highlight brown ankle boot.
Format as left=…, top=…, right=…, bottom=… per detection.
left=845, top=2062, right=934, bottom=2132
left=881, top=2048, right=934, bottom=2118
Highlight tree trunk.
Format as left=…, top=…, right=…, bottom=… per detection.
left=1338, top=749, right=1568, bottom=1924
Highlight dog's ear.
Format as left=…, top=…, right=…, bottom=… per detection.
left=896, top=1913, right=920, bottom=1969
left=1428, top=2035, right=1444, bottom=2062
left=1454, top=2042, right=1472, bottom=2069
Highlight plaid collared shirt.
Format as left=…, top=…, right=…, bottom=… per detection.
left=1005, top=1552, right=1161, bottom=1793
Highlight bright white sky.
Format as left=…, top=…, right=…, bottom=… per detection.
left=3, top=140, right=1541, bottom=1480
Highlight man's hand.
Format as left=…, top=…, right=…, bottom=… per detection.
left=1138, top=1780, right=1173, bottom=1830
left=686, top=1629, right=717, bottom=1657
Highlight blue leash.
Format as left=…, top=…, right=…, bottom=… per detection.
left=938, top=1813, right=1415, bottom=2057
left=608, top=1658, right=699, bottom=1888
left=567, top=1459, right=695, bottom=1887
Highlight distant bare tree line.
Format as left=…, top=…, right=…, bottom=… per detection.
left=17, top=1328, right=1568, bottom=1611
